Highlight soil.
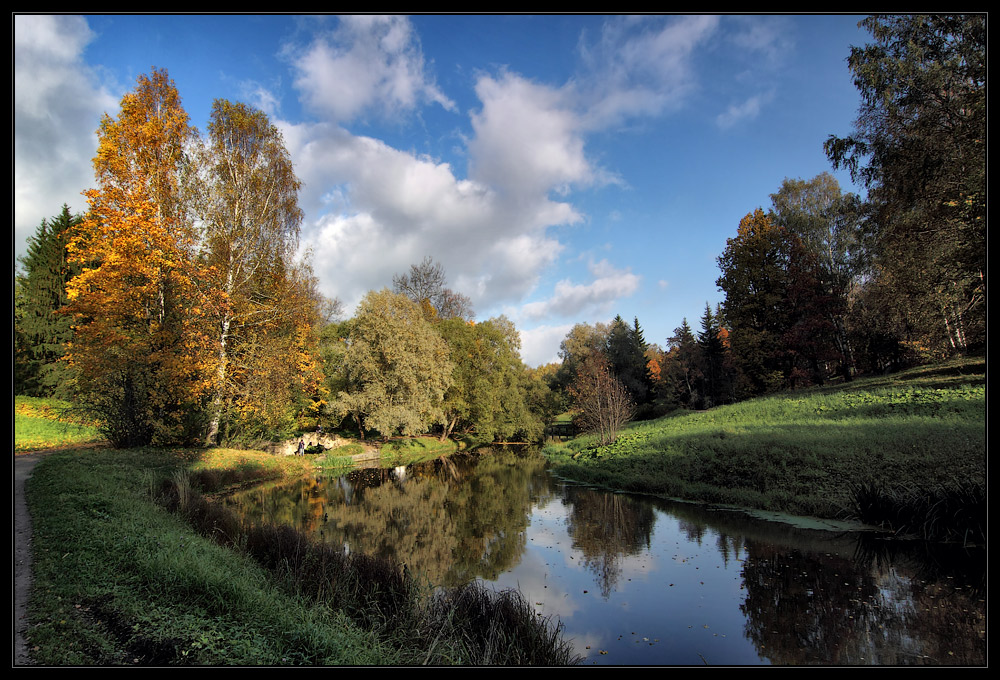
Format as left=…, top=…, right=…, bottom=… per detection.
left=14, top=450, right=43, bottom=665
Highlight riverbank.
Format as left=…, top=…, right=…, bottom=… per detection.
left=17, top=443, right=576, bottom=665
left=542, top=355, right=985, bottom=544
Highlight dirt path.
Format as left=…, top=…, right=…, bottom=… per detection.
left=14, top=451, right=44, bottom=665
left=14, top=444, right=106, bottom=665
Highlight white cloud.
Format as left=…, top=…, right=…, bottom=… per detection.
left=519, top=259, right=640, bottom=322
left=289, top=15, right=455, bottom=123
left=284, top=119, right=572, bottom=313
left=13, top=14, right=117, bottom=263
left=282, top=16, right=720, bottom=327
left=575, top=15, right=721, bottom=128
left=468, top=70, right=597, bottom=199
left=519, top=323, right=576, bottom=368
left=715, top=90, right=774, bottom=129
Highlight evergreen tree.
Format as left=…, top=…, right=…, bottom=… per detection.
left=605, top=315, right=652, bottom=406
left=15, top=205, right=82, bottom=398
left=697, top=303, right=727, bottom=408
left=662, top=318, right=702, bottom=407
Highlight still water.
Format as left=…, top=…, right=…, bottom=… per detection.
left=223, top=448, right=985, bottom=666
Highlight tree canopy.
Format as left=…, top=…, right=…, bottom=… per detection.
left=334, top=289, right=454, bottom=440
left=825, top=14, right=985, bottom=353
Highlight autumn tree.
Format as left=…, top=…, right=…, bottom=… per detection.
left=15, top=205, right=83, bottom=398
left=334, top=290, right=453, bottom=440
left=393, top=256, right=474, bottom=321
left=218, top=259, right=327, bottom=442
left=716, top=209, right=794, bottom=396
left=65, top=69, right=214, bottom=446
left=718, top=207, right=843, bottom=394
left=825, top=14, right=985, bottom=353
left=193, top=99, right=311, bottom=444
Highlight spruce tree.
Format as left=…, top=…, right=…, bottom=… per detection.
left=15, top=205, right=82, bottom=397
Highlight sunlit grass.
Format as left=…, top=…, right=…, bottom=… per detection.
left=546, top=356, right=985, bottom=539
left=15, top=396, right=104, bottom=452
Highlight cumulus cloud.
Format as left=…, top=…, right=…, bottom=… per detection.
left=468, top=70, right=597, bottom=199
left=283, top=119, right=570, bottom=312
left=279, top=15, right=724, bottom=324
left=289, top=15, right=455, bottom=123
left=13, top=14, right=117, bottom=262
left=519, top=323, right=576, bottom=367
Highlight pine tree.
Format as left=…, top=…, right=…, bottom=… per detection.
left=697, top=303, right=727, bottom=408
left=15, top=205, right=82, bottom=397
left=605, top=315, right=652, bottom=406
left=662, top=318, right=702, bottom=408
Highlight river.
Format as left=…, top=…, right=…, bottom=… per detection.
left=222, top=447, right=986, bottom=666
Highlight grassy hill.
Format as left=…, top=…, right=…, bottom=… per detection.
left=544, top=355, right=985, bottom=543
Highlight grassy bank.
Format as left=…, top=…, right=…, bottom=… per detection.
left=15, top=396, right=105, bottom=452
left=22, top=443, right=576, bottom=665
left=544, top=356, right=986, bottom=543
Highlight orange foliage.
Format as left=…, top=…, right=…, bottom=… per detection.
left=64, top=70, right=217, bottom=443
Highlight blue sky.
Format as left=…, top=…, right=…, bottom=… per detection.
left=14, top=14, right=870, bottom=366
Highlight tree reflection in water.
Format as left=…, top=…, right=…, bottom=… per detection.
left=223, top=449, right=986, bottom=665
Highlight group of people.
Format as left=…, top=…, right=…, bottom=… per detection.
left=295, top=425, right=324, bottom=456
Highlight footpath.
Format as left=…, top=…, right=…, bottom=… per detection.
left=14, top=451, right=43, bottom=665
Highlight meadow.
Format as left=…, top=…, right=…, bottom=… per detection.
left=544, top=356, right=986, bottom=543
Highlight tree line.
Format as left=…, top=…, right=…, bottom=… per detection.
left=15, top=16, right=984, bottom=447
left=534, top=15, right=985, bottom=429
left=14, top=69, right=557, bottom=448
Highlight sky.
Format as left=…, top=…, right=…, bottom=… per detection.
left=14, top=13, right=871, bottom=367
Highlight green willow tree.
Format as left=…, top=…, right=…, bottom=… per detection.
left=825, top=14, right=985, bottom=353
left=334, top=290, right=453, bottom=440
left=437, top=316, right=539, bottom=442
left=15, top=205, right=83, bottom=398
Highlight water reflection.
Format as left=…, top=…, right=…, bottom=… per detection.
left=223, top=448, right=985, bottom=666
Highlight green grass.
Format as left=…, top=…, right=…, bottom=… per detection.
left=24, top=446, right=577, bottom=665
left=544, top=356, right=985, bottom=541
left=25, top=447, right=391, bottom=665
left=378, top=435, right=459, bottom=464
left=19, top=407, right=576, bottom=665
left=15, top=396, right=105, bottom=452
